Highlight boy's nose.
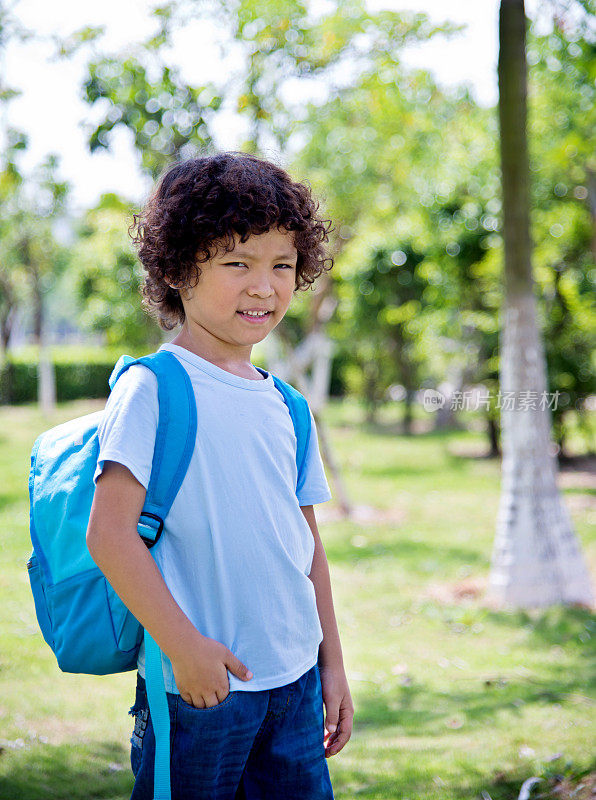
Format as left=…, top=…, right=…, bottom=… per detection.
left=247, top=282, right=274, bottom=297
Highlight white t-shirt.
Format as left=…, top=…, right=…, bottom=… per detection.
left=93, top=342, right=332, bottom=693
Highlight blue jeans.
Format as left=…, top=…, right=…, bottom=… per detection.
left=129, top=664, right=334, bottom=799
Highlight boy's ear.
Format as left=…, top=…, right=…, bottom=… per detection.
left=168, top=282, right=192, bottom=301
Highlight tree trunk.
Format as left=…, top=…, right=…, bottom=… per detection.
left=38, top=344, right=56, bottom=416
left=434, top=390, right=459, bottom=430
left=1, top=307, right=16, bottom=354
left=487, top=415, right=501, bottom=458
left=0, top=271, right=17, bottom=357
left=362, top=357, right=383, bottom=425
left=488, top=0, right=593, bottom=608
left=403, top=390, right=414, bottom=436
left=31, top=269, right=56, bottom=415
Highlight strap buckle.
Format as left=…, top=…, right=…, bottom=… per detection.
left=137, top=512, right=164, bottom=549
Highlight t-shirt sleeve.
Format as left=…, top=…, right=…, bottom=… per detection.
left=296, top=409, right=332, bottom=506
left=93, top=364, right=158, bottom=490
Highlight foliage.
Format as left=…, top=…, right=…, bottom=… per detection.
left=74, top=0, right=458, bottom=159
left=527, top=17, right=596, bottom=451
left=348, top=241, right=429, bottom=425
left=290, top=7, right=594, bottom=450
left=83, top=57, right=220, bottom=178
left=2, top=0, right=593, bottom=452
left=0, top=129, right=28, bottom=353
left=0, top=0, right=30, bottom=101
left=0, top=133, right=71, bottom=360
left=0, top=346, right=137, bottom=404
left=292, top=53, right=502, bottom=430
left=69, top=193, right=163, bottom=349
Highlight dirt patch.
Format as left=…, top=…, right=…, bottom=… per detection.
left=423, top=576, right=488, bottom=605
left=447, top=443, right=497, bottom=459
left=543, top=771, right=596, bottom=799
left=565, top=493, right=596, bottom=517
left=315, top=503, right=407, bottom=526
left=558, top=455, right=596, bottom=490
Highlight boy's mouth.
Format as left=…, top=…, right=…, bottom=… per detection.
left=237, top=310, right=272, bottom=323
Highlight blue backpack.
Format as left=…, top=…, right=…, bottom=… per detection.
left=27, top=348, right=312, bottom=800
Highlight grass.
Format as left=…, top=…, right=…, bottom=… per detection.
left=0, top=398, right=594, bottom=800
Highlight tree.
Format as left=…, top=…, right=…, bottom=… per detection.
left=83, top=56, right=220, bottom=180
left=291, top=44, right=505, bottom=442
left=349, top=241, right=428, bottom=431
left=0, top=130, right=27, bottom=358
left=16, top=155, right=69, bottom=413
left=0, top=3, right=29, bottom=360
left=487, top=0, right=593, bottom=608
left=71, top=193, right=163, bottom=350
left=424, top=190, right=502, bottom=449
left=526, top=13, right=596, bottom=456
left=0, top=4, right=64, bottom=411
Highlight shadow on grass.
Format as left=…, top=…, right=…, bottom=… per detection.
left=357, top=450, right=475, bottom=480
left=329, top=764, right=518, bottom=800
left=0, top=492, right=24, bottom=513
left=1, top=738, right=529, bottom=800
left=354, top=661, right=593, bottom=734
left=358, top=462, right=454, bottom=479
left=0, top=740, right=132, bottom=800
left=324, top=534, right=486, bottom=569
left=358, top=421, right=465, bottom=440
left=352, top=606, right=595, bottom=737
left=482, top=605, right=596, bottom=653
left=349, top=606, right=595, bottom=739
left=335, top=649, right=595, bottom=798
left=329, top=757, right=596, bottom=800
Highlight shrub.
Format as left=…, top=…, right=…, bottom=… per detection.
left=0, top=346, right=144, bottom=404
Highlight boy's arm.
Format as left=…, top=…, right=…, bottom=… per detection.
left=301, top=504, right=354, bottom=757
left=87, top=460, right=253, bottom=707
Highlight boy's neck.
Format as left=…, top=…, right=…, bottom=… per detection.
left=167, top=329, right=264, bottom=381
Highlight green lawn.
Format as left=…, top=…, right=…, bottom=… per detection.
left=0, top=399, right=594, bottom=800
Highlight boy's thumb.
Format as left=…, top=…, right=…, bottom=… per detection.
left=228, top=654, right=253, bottom=681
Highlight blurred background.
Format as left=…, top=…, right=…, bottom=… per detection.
left=0, top=1, right=594, bottom=798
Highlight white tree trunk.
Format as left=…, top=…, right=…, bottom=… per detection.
left=38, top=343, right=56, bottom=416
left=487, top=292, right=594, bottom=607
left=490, top=0, right=594, bottom=609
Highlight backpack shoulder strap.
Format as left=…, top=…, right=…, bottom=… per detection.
left=270, top=374, right=312, bottom=497
left=109, top=350, right=197, bottom=545
left=109, top=350, right=196, bottom=800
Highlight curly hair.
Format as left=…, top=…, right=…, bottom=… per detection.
left=129, top=151, right=335, bottom=330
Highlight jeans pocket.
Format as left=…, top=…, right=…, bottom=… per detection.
left=177, top=690, right=235, bottom=713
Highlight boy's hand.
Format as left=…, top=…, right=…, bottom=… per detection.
left=171, top=632, right=253, bottom=709
left=319, top=665, right=354, bottom=757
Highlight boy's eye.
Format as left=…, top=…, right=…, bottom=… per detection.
left=224, top=268, right=294, bottom=269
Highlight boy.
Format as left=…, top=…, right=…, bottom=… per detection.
left=86, top=151, right=354, bottom=799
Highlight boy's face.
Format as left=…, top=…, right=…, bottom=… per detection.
left=170, top=226, right=298, bottom=362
